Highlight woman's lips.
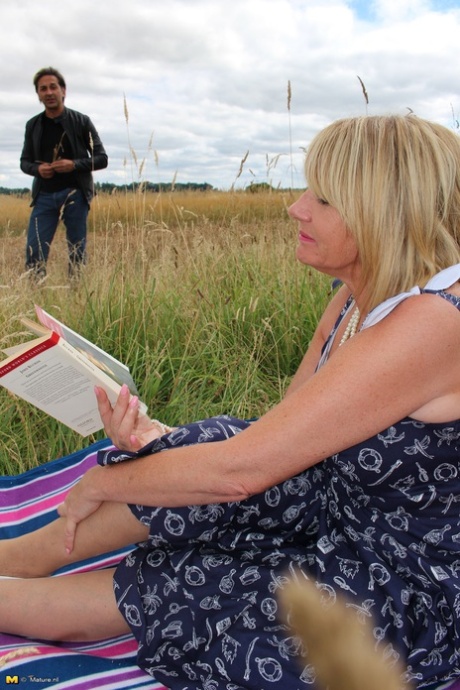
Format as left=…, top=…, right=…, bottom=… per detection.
left=299, top=231, right=315, bottom=243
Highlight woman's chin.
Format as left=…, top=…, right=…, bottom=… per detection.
left=296, top=245, right=316, bottom=267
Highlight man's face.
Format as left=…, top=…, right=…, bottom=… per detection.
left=36, top=75, right=66, bottom=115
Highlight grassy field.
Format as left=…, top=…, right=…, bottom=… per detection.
left=0, top=189, right=331, bottom=474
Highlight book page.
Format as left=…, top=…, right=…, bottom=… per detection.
left=0, top=335, right=121, bottom=435
left=34, top=305, right=141, bottom=396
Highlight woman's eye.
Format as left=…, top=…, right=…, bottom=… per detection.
left=317, top=197, right=329, bottom=205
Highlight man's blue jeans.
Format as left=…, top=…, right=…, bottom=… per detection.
left=25, top=188, right=89, bottom=276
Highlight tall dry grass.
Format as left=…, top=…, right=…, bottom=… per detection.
left=0, top=189, right=331, bottom=473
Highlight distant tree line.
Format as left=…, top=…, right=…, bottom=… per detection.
left=0, top=181, right=284, bottom=196
left=0, top=187, right=30, bottom=196
left=95, top=181, right=215, bottom=193
left=0, top=182, right=215, bottom=196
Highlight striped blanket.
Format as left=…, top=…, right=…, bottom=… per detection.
left=0, top=439, right=167, bottom=690
left=2, top=441, right=460, bottom=690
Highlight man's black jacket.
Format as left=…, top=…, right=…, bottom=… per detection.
left=20, top=107, right=108, bottom=205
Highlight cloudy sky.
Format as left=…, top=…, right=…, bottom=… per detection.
left=1, top=0, right=459, bottom=191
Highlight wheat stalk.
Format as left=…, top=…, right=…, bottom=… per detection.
left=287, top=80, right=294, bottom=189
left=278, top=577, right=409, bottom=690
left=357, top=75, right=369, bottom=114
left=230, top=150, right=249, bottom=191
left=52, top=131, right=67, bottom=162
left=123, top=93, right=129, bottom=125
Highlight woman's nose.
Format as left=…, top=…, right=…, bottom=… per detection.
left=288, top=193, right=310, bottom=221
left=287, top=203, right=297, bottom=219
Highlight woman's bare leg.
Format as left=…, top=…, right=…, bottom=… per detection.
left=0, top=568, right=130, bottom=641
left=0, top=501, right=149, bottom=578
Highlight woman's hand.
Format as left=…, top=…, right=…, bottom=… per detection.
left=95, top=385, right=167, bottom=451
left=57, top=466, right=104, bottom=554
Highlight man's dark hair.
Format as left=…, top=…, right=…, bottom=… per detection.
left=33, top=67, right=66, bottom=92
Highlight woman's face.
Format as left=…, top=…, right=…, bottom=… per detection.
left=288, top=190, right=360, bottom=282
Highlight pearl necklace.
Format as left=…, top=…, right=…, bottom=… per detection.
left=339, top=305, right=360, bottom=346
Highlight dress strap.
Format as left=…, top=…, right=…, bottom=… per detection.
left=362, top=263, right=460, bottom=330
left=316, top=295, right=354, bottom=370
left=316, top=263, right=460, bottom=370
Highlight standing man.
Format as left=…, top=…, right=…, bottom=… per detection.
left=20, top=67, right=108, bottom=278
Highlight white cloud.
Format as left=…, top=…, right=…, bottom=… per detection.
left=0, top=0, right=459, bottom=190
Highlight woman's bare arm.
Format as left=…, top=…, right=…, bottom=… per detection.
left=59, top=292, right=460, bottom=553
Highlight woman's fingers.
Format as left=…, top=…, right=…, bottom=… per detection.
left=57, top=495, right=101, bottom=555
left=112, top=394, right=140, bottom=449
left=57, top=503, right=77, bottom=555
left=57, top=472, right=104, bottom=554
left=95, top=385, right=168, bottom=451
left=64, top=518, right=77, bottom=555
left=95, top=386, right=114, bottom=434
left=95, top=385, right=140, bottom=449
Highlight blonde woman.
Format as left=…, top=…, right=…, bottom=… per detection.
left=2, top=115, right=460, bottom=690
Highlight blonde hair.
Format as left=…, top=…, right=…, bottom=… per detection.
left=305, top=115, right=460, bottom=312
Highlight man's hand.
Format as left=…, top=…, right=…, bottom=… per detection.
left=51, top=158, right=75, bottom=173
left=38, top=162, right=55, bottom=179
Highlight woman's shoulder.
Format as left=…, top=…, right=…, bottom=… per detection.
left=374, top=287, right=460, bottom=425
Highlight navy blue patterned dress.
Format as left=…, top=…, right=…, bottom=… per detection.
left=99, top=288, right=460, bottom=690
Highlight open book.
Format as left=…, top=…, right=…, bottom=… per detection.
left=0, top=306, right=147, bottom=436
